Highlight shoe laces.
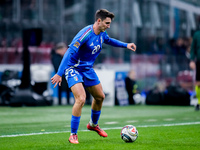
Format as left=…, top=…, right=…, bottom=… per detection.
left=73, top=134, right=77, bottom=140
left=96, top=125, right=102, bottom=131
left=70, top=134, right=78, bottom=140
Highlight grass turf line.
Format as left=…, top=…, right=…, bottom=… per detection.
left=0, top=105, right=200, bottom=149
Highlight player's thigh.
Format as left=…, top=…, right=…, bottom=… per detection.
left=196, top=61, right=200, bottom=83
left=86, top=83, right=105, bottom=100
left=71, top=83, right=86, bottom=102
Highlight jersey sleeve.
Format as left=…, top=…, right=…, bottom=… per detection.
left=103, top=32, right=128, bottom=48
left=56, top=48, right=73, bottom=76
left=69, top=27, right=92, bottom=52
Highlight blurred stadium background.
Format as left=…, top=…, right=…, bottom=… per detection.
left=0, top=0, right=200, bottom=106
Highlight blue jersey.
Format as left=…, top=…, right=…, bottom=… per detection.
left=57, top=25, right=128, bottom=76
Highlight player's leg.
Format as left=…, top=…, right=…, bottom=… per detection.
left=86, top=83, right=107, bottom=137
left=195, top=82, right=200, bottom=111
left=87, top=83, right=105, bottom=111
left=71, top=82, right=86, bottom=116
left=65, top=68, right=85, bottom=144
left=87, top=83, right=105, bottom=125
left=68, top=83, right=86, bottom=144
left=195, top=61, right=200, bottom=111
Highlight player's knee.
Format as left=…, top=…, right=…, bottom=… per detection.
left=95, top=93, right=105, bottom=102
left=102, top=93, right=105, bottom=100
left=75, top=95, right=86, bottom=107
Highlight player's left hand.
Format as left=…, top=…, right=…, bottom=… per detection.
left=127, top=43, right=136, bottom=52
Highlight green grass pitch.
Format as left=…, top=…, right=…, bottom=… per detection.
left=0, top=105, right=200, bottom=150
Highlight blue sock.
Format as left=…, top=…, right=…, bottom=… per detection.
left=91, top=109, right=101, bottom=125
left=71, top=115, right=81, bottom=134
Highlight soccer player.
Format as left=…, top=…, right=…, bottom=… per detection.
left=51, top=9, right=136, bottom=144
left=190, top=30, right=200, bottom=111
left=125, top=70, right=139, bottom=105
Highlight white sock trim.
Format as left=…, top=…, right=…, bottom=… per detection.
left=89, top=119, right=97, bottom=127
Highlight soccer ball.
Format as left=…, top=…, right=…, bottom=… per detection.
left=121, top=125, right=138, bottom=142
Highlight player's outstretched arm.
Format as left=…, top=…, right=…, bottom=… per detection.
left=51, top=74, right=62, bottom=88
left=127, top=43, right=136, bottom=52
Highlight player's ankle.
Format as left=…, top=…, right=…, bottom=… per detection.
left=71, top=133, right=77, bottom=136
left=89, top=121, right=97, bottom=127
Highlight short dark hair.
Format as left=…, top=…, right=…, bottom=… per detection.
left=55, top=42, right=66, bottom=50
left=95, top=9, right=115, bottom=21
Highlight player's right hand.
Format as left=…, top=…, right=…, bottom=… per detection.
left=189, top=61, right=196, bottom=70
left=51, top=74, right=62, bottom=88
left=127, top=43, right=136, bottom=52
